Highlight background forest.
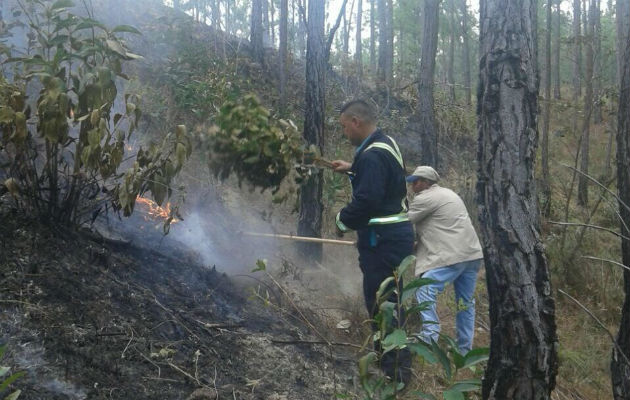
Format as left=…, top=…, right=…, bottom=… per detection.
left=1, top=0, right=629, bottom=399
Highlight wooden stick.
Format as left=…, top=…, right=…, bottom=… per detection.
left=242, top=231, right=355, bottom=246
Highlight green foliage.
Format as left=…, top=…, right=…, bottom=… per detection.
left=0, top=345, right=23, bottom=400
left=0, top=0, right=189, bottom=228
left=359, top=255, right=489, bottom=400
left=205, top=94, right=302, bottom=193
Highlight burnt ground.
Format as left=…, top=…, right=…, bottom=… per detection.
left=0, top=208, right=358, bottom=400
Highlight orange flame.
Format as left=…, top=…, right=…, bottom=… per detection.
left=135, top=195, right=179, bottom=224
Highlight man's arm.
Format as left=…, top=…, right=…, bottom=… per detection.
left=336, top=153, right=387, bottom=231
left=407, top=192, right=438, bottom=224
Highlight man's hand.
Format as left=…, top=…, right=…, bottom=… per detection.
left=331, top=160, right=352, bottom=173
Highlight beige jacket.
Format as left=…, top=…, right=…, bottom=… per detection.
left=407, top=184, right=483, bottom=275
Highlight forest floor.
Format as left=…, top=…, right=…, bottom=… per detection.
left=0, top=204, right=362, bottom=400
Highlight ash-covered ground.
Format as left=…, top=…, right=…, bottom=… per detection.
left=0, top=205, right=360, bottom=399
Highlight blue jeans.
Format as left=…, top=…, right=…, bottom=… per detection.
left=415, top=259, right=482, bottom=354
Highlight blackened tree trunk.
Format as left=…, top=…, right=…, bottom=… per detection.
left=461, top=0, right=472, bottom=106
left=477, top=0, right=558, bottom=398
left=415, top=0, right=440, bottom=167
left=578, top=0, right=594, bottom=207
left=553, top=0, right=561, bottom=99
left=542, top=0, right=552, bottom=217
left=279, top=0, right=288, bottom=113
left=573, top=0, right=582, bottom=97
left=251, top=0, right=265, bottom=64
left=297, top=0, right=325, bottom=260
left=356, top=0, right=363, bottom=76
left=611, top=20, right=630, bottom=400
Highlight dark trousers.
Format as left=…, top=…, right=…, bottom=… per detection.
left=357, top=222, right=414, bottom=382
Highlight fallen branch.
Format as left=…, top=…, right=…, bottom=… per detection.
left=271, top=339, right=362, bottom=349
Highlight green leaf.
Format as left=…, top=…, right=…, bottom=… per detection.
left=406, top=301, right=434, bottom=315
left=74, top=19, right=106, bottom=31
left=448, top=379, right=482, bottom=392
left=252, top=259, right=266, bottom=272
left=381, top=329, right=408, bottom=353
left=443, top=389, right=465, bottom=400
left=462, top=347, right=490, bottom=369
left=5, top=389, right=22, bottom=400
left=407, top=342, right=437, bottom=364
left=451, top=349, right=465, bottom=370
left=0, top=367, right=10, bottom=377
left=412, top=391, right=437, bottom=400
left=358, top=352, right=377, bottom=381
left=431, top=340, right=452, bottom=380
left=106, top=39, right=127, bottom=57
left=396, top=255, right=416, bottom=277
left=112, top=25, right=141, bottom=34
left=0, top=371, right=25, bottom=392
left=51, top=0, right=75, bottom=10
left=376, top=276, right=395, bottom=302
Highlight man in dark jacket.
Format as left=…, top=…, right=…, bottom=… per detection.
left=332, top=100, right=414, bottom=385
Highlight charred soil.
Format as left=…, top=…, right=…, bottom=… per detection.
left=0, top=208, right=357, bottom=399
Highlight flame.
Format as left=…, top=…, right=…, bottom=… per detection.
left=135, top=195, right=179, bottom=224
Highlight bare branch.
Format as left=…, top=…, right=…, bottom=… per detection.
left=580, top=256, right=630, bottom=272
left=559, top=289, right=630, bottom=368
left=325, top=0, right=349, bottom=62
left=548, top=221, right=630, bottom=241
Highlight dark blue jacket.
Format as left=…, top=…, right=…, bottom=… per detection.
left=338, top=130, right=410, bottom=246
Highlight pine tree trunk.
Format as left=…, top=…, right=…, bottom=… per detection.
left=593, top=0, right=601, bottom=124
left=414, top=0, right=439, bottom=167
left=447, top=0, right=456, bottom=104
left=279, top=0, right=288, bottom=113
left=573, top=0, right=582, bottom=97
left=611, top=21, right=630, bottom=400
left=477, top=0, right=558, bottom=398
left=617, top=0, right=630, bottom=85
left=370, top=0, right=376, bottom=73
left=461, top=0, right=472, bottom=106
left=386, top=0, right=394, bottom=82
left=553, top=0, right=561, bottom=99
left=542, top=0, right=552, bottom=217
left=251, top=0, right=265, bottom=64
left=578, top=0, right=594, bottom=207
left=356, top=0, right=363, bottom=76
left=377, top=0, right=387, bottom=83
left=298, top=0, right=325, bottom=260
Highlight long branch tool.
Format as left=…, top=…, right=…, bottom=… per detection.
left=302, top=151, right=355, bottom=177
left=242, top=231, right=355, bottom=246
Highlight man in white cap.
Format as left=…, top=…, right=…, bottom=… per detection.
left=406, top=166, right=483, bottom=354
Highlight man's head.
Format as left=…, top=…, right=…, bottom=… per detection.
left=339, top=100, right=377, bottom=146
left=406, top=166, right=440, bottom=194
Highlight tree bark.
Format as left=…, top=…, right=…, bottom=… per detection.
left=617, top=0, right=630, bottom=86
left=279, top=0, right=288, bottom=113
left=542, top=0, right=552, bottom=217
left=573, top=0, right=582, bottom=97
left=414, top=0, right=440, bottom=168
left=356, top=0, right=363, bottom=77
left=553, top=0, right=561, bottom=99
left=377, top=0, right=387, bottom=83
left=370, top=0, right=376, bottom=73
left=461, top=0, right=471, bottom=106
left=592, top=0, right=601, bottom=124
left=611, top=20, right=630, bottom=400
left=386, top=0, right=394, bottom=81
left=251, top=0, right=265, bottom=64
left=577, top=0, right=594, bottom=207
left=477, top=0, right=558, bottom=398
left=298, top=0, right=326, bottom=260
left=447, top=0, right=456, bottom=103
